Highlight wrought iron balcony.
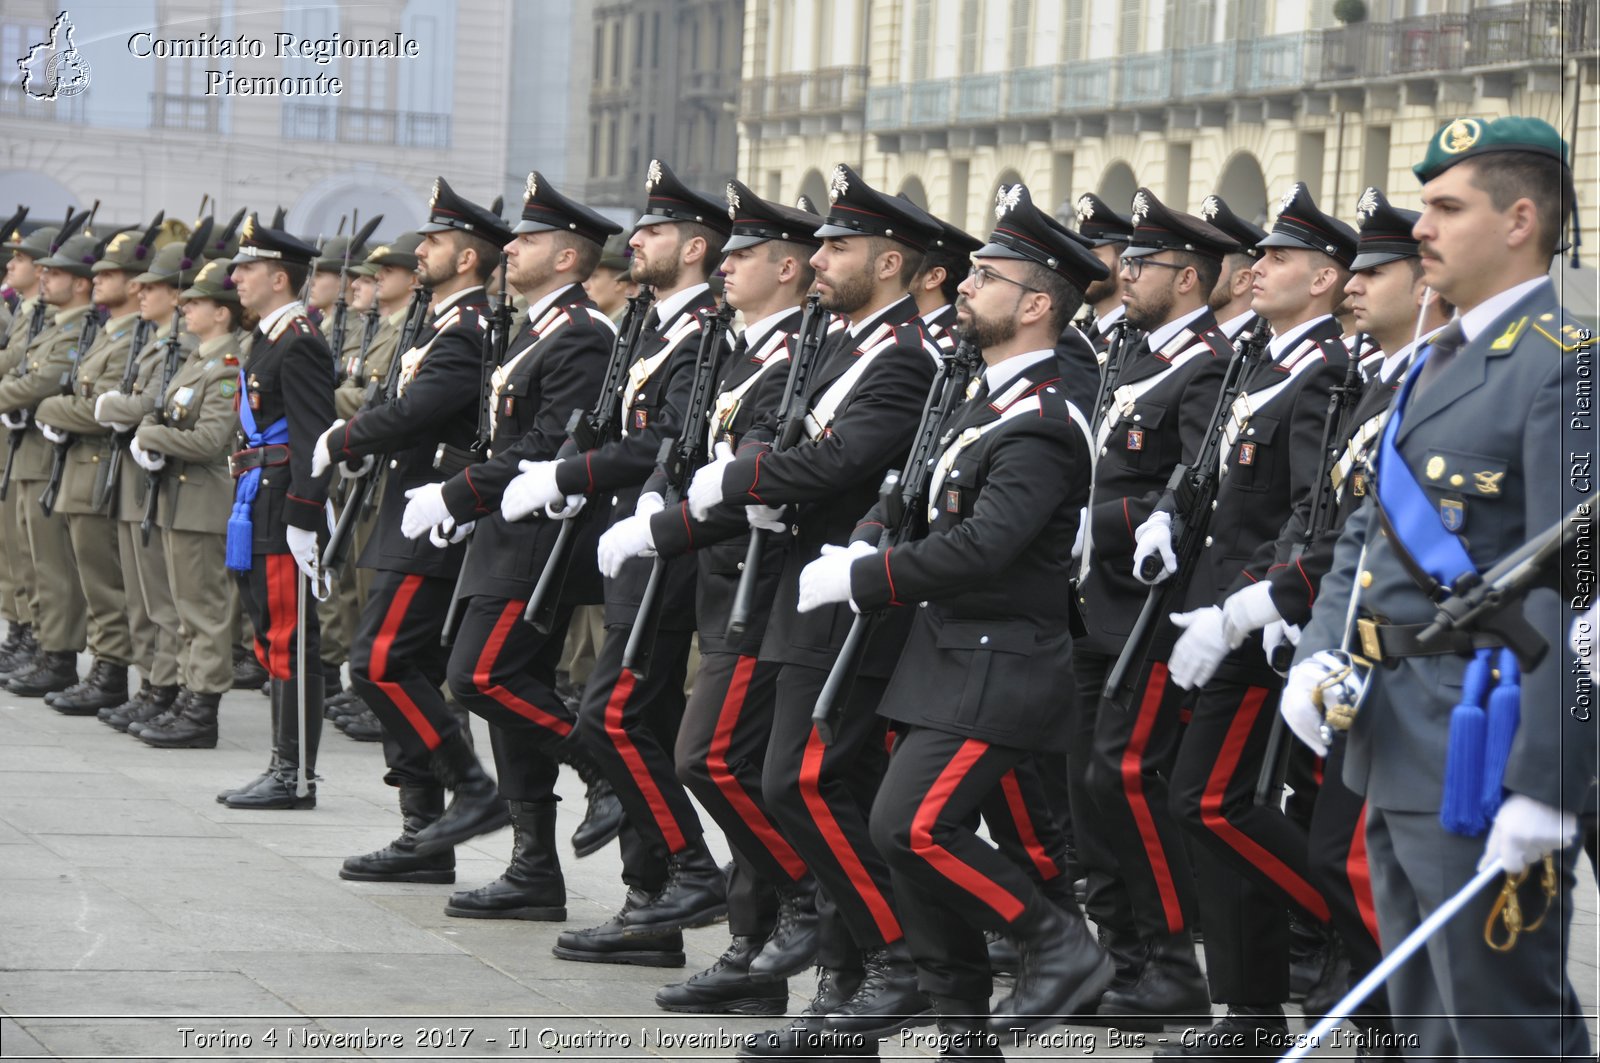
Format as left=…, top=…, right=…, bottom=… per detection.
left=740, top=65, right=869, bottom=120
left=281, top=104, right=451, bottom=149
left=151, top=92, right=219, bottom=133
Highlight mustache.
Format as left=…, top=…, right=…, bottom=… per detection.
left=1417, top=241, right=1439, bottom=259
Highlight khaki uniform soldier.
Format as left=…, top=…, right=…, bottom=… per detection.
left=0, top=233, right=100, bottom=696
left=96, top=242, right=199, bottom=733
left=131, top=260, right=249, bottom=748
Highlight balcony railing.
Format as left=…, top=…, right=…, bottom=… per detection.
left=1118, top=52, right=1172, bottom=104
left=865, top=85, right=903, bottom=129
left=907, top=79, right=951, bottom=126
left=740, top=65, right=869, bottom=119
left=1007, top=67, right=1055, bottom=115
left=281, top=104, right=451, bottom=149
left=1060, top=60, right=1113, bottom=110
left=151, top=92, right=219, bottom=132
left=956, top=74, right=1002, bottom=122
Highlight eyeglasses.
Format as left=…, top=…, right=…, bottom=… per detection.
left=967, top=265, right=1043, bottom=294
left=1120, top=257, right=1187, bottom=282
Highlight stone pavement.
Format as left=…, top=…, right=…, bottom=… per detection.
left=0, top=669, right=1595, bottom=1061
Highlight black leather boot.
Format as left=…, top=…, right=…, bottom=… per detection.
left=100, top=678, right=151, bottom=729
left=338, top=706, right=384, bottom=741
left=931, top=997, right=1003, bottom=1060
left=824, top=939, right=934, bottom=1036
left=986, top=932, right=1020, bottom=977
left=217, top=685, right=280, bottom=803
left=446, top=800, right=564, bottom=919
left=654, top=934, right=788, bottom=1015
left=8, top=650, right=78, bottom=697
left=341, top=785, right=456, bottom=883
left=48, top=658, right=129, bottom=714
left=1092, top=930, right=1209, bottom=1030
left=738, top=966, right=867, bottom=1058
left=1152, top=1005, right=1289, bottom=1058
left=321, top=660, right=343, bottom=700
left=139, top=691, right=221, bottom=748
left=551, top=887, right=685, bottom=967
left=555, top=736, right=624, bottom=857
left=410, top=732, right=509, bottom=856
left=232, top=652, right=268, bottom=690
left=0, top=625, right=37, bottom=677
left=990, top=897, right=1113, bottom=1037
left=129, top=688, right=192, bottom=738
left=749, top=876, right=820, bottom=978
left=1302, top=932, right=1350, bottom=1022
left=621, top=844, right=727, bottom=931
left=0, top=622, right=27, bottom=671
left=225, top=677, right=319, bottom=810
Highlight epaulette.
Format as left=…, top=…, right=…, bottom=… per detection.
left=531, top=304, right=567, bottom=336
left=1278, top=336, right=1328, bottom=371
left=1528, top=311, right=1593, bottom=354
left=855, top=321, right=895, bottom=356
left=751, top=329, right=789, bottom=365
left=1155, top=326, right=1199, bottom=362
left=661, top=313, right=701, bottom=350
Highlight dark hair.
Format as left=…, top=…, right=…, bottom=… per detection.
left=767, top=239, right=817, bottom=293
left=1172, top=249, right=1222, bottom=296
left=867, top=235, right=923, bottom=287
left=552, top=230, right=603, bottom=279
left=1022, top=260, right=1084, bottom=335
left=920, top=250, right=968, bottom=305
left=1461, top=153, right=1571, bottom=260
left=268, top=260, right=309, bottom=296
left=676, top=221, right=725, bottom=278
left=450, top=230, right=502, bottom=283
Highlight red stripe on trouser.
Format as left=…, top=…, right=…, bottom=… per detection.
left=910, top=738, right=1026, bottom=922
left=1348, top=803, right=1381, bottom=946
left=1122, top=662, right=1186, bottom=933
left=1199, top=686, right=1331, bottom=921
left=367, top=573, right=441, bottom=750
left=800, top=724, right=902, bottom=941
left=604, top=666, right=686, bottom=851
left=471, top=600, right=573, bottom=736
left=265, top=554, right=298, bottom=680
left=999, top=769, right=1061, bottom=880
left=708, top=655, right=807, bottom=878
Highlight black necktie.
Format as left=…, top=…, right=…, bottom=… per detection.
left=1411, top=320, right=1466, bottom=397
left=732, top=331, right=749, bottom=362
left=641, top=308, right=662, bottom=338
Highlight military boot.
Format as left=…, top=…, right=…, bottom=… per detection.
left=1094, top=930, right=1210, bottom=1030
left=128, top=688, right=191, bottom=738
left=50, top=659, right=130, bottom=715
left=989, top=896, right=1114, bottom=1037
left=410, top=731, right=510, bottom=856
left=99, top=678, right=152, bottom=729
left=550, top=886, right=684, bottom=967
left=1152, top=1005, right=1290, bottom=1058
left=341, top=785, right=455, bottom=883
left=0, top=622, right=28, bottom=670
left=140, top=691, right=221, bottom=749
left=0, top=625, right=38, bottom=677
left=7, top=650, right=79, bottom=697
left=224, top=676, right=320, bottom=810
left=824, top=939, right=934, bottom=1037
left=231, top=652, right=268, bottom=690
left=621, top=843, right=727, bottom=931
left=654, top=934, right=787, bottom=1015
left=930, top=997, right=1003, bottom=1060
left=738, top=966, right=865, bottom=1058
left=748, top=875, right=820, bottom=978
left=338, top=706, right=384, bottom=742
left=446, top=800, right=564, bottom=919
left=217, top=685, right=282, bottom=803
left=554, top=736, right=623, bottom=857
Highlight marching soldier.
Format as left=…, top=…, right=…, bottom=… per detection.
left=0, top=230, right=97, bottom=696
left=685, top=163, right=942, bottom=1053
left=392, top=173, right=622, bottom=913
left=1139, top=183, right=1354, bottom=1054
left=1070, top=189, right=1239, bottom=1029
left=217, top=216, right=335, bottom=810
left=131, top=260, right=250, bottom=748
left=904, top=209, right=980, bottom=342
left=314, top=179, right=511, bottom=882
left=1072, top=193, right=1135, bottom=355
left=96, top=242, right=197, bottom=734
left=1284, top=115, right=1593, bottom=1060
left=599, top=180, right=821, bottom=1012
left=814, top=180, right=1112, bottom=1047
left=1199, top=195, right=1267, bottom=342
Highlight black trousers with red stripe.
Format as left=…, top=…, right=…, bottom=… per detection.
left=871, top=726, right=1081, bottom=1001
left=762, top=664, right=899, bottom=970
left=444, top=594, right=569, bottom=803
left=675, top=650, right=802, bottom=937
left=1169, top=673, right=1330, bottom=1004
left=241, top=553, right=322, bottom=681
left=350, top=569, right=458, bottom=789
left=576, top=623, right=701, bottom=889
left=1084, top=656, right=1198, bottom=941
left=982, top=755, right=1077, bottom=910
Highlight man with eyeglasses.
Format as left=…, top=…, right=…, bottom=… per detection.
left=1067, top=189, right=1239, bottom=1030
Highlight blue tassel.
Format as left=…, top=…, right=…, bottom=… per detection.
left=225, top=503, right=253, bottom=572
left=1440, top=649, right=1494, bottom=836
left=1479, top=649, right=1521, bottom=821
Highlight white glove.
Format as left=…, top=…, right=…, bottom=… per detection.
left=93, top=393, right=131, bottom=431
left=747, top=504, right=787, bottom=533
left=1132, top=510, right=1177, bottom=585
left=798, top=544, right=863, bottom=614
left=340, top=454, right=376, bottom=479
left=688, top=440, right=735, bottom=520
left=1070, top=506, right=1088, bottom=561
left=1262, top=620, right=1302, bottom=672
left=38, top=423, right=68, bottom=444
left=545, top=494, right=587, bottom=520
left=1167, top=606, right=1230, bottom=690
left=597, top=513, right=656, bottom=578
left=428, top=519, right=474, bottom=549
left=311, top=418, right=345, bottom=478
left=1571, top=601, right=1598, bottom=683
left=503, top=459, right=564, bottom=522
left=635, top=491, right=666, bottom=518
left=285, top=525, right=321, bottom=585
left=1281, top=659, right=1330, bottom=757
left=1479, top=793, right=1579, bottom=874
left=129, top=435, right=165, bottom=472
left=0, top=410, right=27, bottom=430
left=1221, top=581, right=1281, bottom=645
left=401, top=482, right=450, bottom=540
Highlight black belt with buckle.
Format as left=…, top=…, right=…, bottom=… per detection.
left=1355, top=615, right=1503, bottom=664
left=228, top=444, right=290, bottom=479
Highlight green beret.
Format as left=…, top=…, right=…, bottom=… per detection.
left=1414, top=115, right=1569, bottom=183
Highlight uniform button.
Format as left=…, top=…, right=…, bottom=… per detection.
left=1204, top=535, right=1214, bottom=547
left=952, top=469, right=960, bottom=477
left=1210, top=500, right=1218, bottom=511
left=90, top=455, right=99, bottom=463
left=1360, top=570, right=1373, bottom=588
left=1247, top=427, right=1256, bottom=436
left=178, top=475, right=187, bottom=483
left=979, top=635, right=989, bottom=645
left=1133, top=414, right=1142, bottom=422
left=1100, top=447, right=1108, bottom=457
left=919, top=601, right=928, bottom=608
left=611, top=496, right=618, bottom=505
left=790, top=525, right=799, bottom=535
left=736, top=561, right=745, bottom=571
left=388, top=459, right=398, bottom=469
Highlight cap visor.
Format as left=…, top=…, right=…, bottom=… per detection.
left=721, top=233, right=766, bottom=253
left=415, top=221, right=454, bottom=234
left=1349, top=250, right=1414, bottom=271
left=1255, top=231, right=1320, bottom=253
left=813, top=222, right=864, bottom=240
left=974, top=241, right=1030, bottom=261
left=1122, top=244, right=1163, bottom=259
left=633, top=212, right=677, bottom=229
left=512, top=219, right=559, bottom=235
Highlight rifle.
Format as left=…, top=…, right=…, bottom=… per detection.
left=812, top=336, right=985, bottom=745
left=523, top=287, right=656, bottom=631
left=38, top=305, right=105, bottom=516
left=726, top=292, right=829, bottom=638
left=439, top=251, right=516, bottom=646
left=622, top=301, right=736, bottom=677
left=1102, top=317, right=1272, bottom=711
left=139, top=307, right=186, bottom=545
left=320, top=281, right=431, bottom=572
left=328, top=214, right=383, bottom=382
left=1, top=207, right=88, bottom=502
left=1090, top=319, right=1131, bottom=435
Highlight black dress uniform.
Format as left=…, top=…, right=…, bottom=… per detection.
left=224, top=217, right=335, bottom=809
left=1158, top=185, right=1354, bottom=1022
left=1198, top=195, right=1270, bottom=345
left=331, top=179, right=513, bottom=883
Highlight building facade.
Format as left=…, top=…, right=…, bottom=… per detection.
left=739, top=0, right=1596, bottom=254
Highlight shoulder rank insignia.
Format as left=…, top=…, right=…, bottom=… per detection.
left=1490, top=316, right=1528, bottom=351
left=1531, top=316, right=1593, bottom=353
left=223, top=353, right=239, bottom=366
left=1473, top=469, right=1504, bottom=495
left=1425, top=455, right=1446, bottom=480
left=1439, top=497, right=1465, bottom=532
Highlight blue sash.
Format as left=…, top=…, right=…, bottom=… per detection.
left=226, top=368, right=288, bottom=572
left=1375, top=338, right=1518, bottom=836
